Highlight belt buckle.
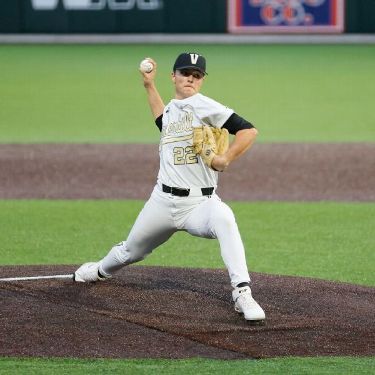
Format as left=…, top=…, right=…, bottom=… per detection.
left=172, top=187, right=190, bottom=197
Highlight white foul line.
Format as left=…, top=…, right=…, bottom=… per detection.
left=0, top=274, right=74, bottom=281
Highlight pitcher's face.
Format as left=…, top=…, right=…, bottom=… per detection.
left=172, top=69, right=205, bottom=99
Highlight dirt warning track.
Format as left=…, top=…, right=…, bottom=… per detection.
left=0, top=143, right=374, bottom=201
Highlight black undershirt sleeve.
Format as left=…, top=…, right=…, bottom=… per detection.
left=222, top=113, right=255, bottom=135
left=155, top=114, right=163, bottom=131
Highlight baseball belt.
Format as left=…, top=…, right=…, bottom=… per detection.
left=162, top=184, right=214, bottom=197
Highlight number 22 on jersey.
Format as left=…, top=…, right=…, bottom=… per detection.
left=173, top=146, right=198, bottom=165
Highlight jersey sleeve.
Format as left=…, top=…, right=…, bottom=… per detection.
left=222, top=113, right=255, bottom=135
left=155, top=114, right=163, bottom=132
left=193, top=94, right=234, bottom=128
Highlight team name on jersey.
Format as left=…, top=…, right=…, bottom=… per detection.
left=162, top=112, right=193, bottom=138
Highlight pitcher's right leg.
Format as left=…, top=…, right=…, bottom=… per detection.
left=75, top=191, right=175, bottom=282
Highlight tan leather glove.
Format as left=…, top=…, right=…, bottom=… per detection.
left=193, top=126, right=221, bottom=169
left=211, top=127, right=229, bottom=155
left=192, top=126, right=204, bottom=155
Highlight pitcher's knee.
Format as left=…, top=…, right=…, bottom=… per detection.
left=111, top=241, right=145, bottom=265
left=212, top=208, right=237, bottom=232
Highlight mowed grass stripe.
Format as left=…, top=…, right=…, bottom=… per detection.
left=1, top=200, right=373, bottom=286
left=1, top=44, right=374, bottom=143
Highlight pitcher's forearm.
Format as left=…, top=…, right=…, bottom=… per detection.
left=139, top=57, right=164, bottom=120
left=145, top=83, right=165, bottom=120
left=211, top=128, right=258, bottom=171
left=226, top=128, right=258, bottom=162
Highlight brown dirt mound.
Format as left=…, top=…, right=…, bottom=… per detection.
left=1, top=143, right=374, bottom=201
left=1, top=265, right=374, bottom=359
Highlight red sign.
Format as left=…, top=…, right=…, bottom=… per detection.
left=228, top=0, right=344, bottom=33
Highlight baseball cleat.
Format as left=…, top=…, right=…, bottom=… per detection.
left=74, top=262, right=108, bottom=283
left=232, top=286, right=265, bottom=322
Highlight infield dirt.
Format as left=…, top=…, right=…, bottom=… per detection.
left=0, top=143, right=374, bottom=359
left=0, top=143, right=374, bottom=201
left=1, top=265, right=374, bottom=359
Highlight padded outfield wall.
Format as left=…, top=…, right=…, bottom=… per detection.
left=0, top=0, right=374, bottom=34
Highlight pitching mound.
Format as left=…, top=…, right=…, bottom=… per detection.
left=1, top=265, right=374, bottom=359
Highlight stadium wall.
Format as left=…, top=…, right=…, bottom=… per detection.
left=0, top=0, right=374, bottom=34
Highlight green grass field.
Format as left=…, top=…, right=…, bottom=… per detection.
left=0, top=200, right=374, bottom=286
left=0, top=44, right=374, bottom=143
left=1, top=357, right=374, bottom=375
left=1, top=44, right=374, bottom=373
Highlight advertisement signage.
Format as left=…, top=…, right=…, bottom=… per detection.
left=228, top=0, right=344, bottom=33
left=30, top=0, right=162, bottom=10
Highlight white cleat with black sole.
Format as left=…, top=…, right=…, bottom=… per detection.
left=74, top=262, right=109, bottom=283
left=232, top=285, right=265, bottom=323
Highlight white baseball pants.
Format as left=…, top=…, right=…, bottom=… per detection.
left=99, top=184, right=251, bottom=288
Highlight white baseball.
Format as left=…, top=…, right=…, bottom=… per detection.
left=139, top=59, right=153, bottom=73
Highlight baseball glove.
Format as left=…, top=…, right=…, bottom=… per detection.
left=211, top=127, right=229, bottom=155
left=193, top=126, right=229, bottom=168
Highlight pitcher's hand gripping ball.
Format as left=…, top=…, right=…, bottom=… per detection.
left=139, top=59, right=154, bottom=73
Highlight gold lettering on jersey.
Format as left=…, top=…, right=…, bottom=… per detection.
left=162, top=134, right=193, bottom=145
left=162, top=112, right=193, bottom=137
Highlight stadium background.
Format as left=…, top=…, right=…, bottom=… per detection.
left=0, top=0, right=374, bottom=34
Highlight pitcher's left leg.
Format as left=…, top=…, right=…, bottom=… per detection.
left=184, top=196, right=249, bottom=287
left=210, top=199, right=265, bottom=321
left=209, top=198, right=250, bottom=288
left=184, top=196, right=265, bottom=322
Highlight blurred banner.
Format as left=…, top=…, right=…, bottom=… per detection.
left=228, top=0, right=345, bottom=33
left=30, top=0, right=162, bottom=10
left=0, top=0, right=226, bottom=33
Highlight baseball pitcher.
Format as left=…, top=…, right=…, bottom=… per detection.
left=75, top=52, right=265, bottom=322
